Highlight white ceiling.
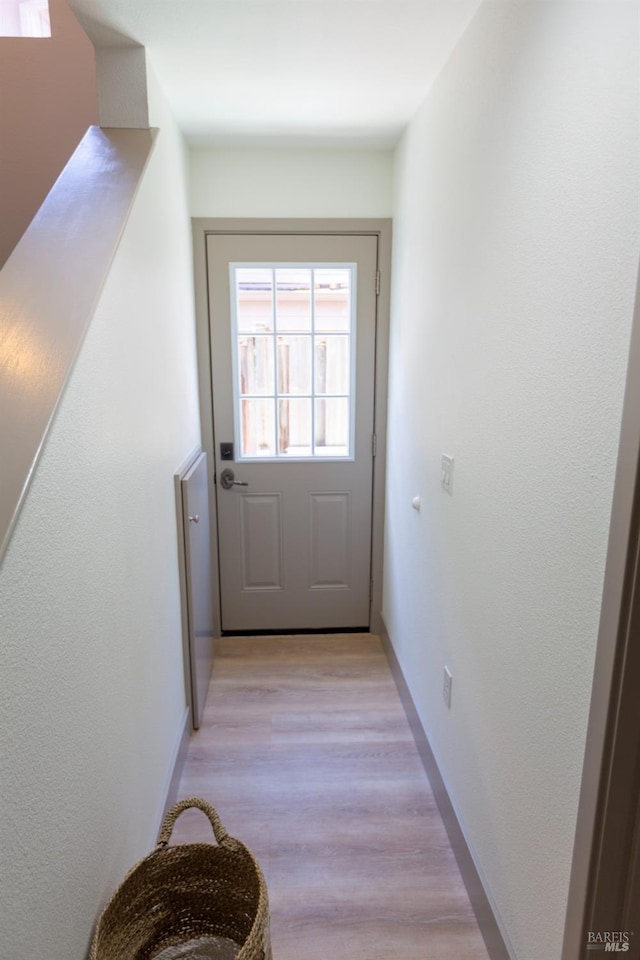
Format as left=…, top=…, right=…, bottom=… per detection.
left=70, top=0, right=481, bottom=147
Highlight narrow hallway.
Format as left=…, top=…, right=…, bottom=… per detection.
left=172, top=634, right=489, bottom=959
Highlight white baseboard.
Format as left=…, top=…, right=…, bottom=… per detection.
left=380, top=624, right=514, bottom=960
left=156, top=706, right=191, bottom=837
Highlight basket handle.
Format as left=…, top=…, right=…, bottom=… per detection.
left=156, top=797, right=231, bottom=848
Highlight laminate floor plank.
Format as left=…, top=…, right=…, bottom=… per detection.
left=175, top=634, right=489, bottom=959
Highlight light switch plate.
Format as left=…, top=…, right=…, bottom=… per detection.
left=443, top=666, right=452, bottom=709
left=441, top=454, right=454, bottom=495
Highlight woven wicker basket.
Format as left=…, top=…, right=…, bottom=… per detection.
left=89, top=798, right=271, bottom=960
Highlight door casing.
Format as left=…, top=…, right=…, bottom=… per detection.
left=562, top=258, right=640, bottom=956
left=192, top=218, right=392, bottom=637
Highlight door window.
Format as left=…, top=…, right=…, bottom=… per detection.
left=231, top=264, right=356, bottom=459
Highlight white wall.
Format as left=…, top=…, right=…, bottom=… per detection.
left=0, top=66, right=200, bottom=959
left=383, top=3, right=639, bottom=958
left=190, top=145, right=393, bottom=218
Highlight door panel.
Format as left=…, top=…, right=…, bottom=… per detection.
left=208, top=233, right=377, bottom=632
left=239, top=494, right=283, bottom=590
left=309, top=492, right=351, bottom=588
left=181, top=451, right=214, bottom=727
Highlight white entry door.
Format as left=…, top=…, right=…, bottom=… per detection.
left=207, top=233, right=378, bottom=632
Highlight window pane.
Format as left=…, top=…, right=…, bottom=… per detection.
left=238, top=335, right=274, bottom=395
left=233, top=263, right=353, bottom=459
left=241, top=398, right=275, bottom=457
left=314, top=335, right=349, bottom=395
left=314, top=268, right=351, bottom=333
left=277, top=336, right=311, bottom=395
left=1, top=0, right=51, bottom=37
left=276, top=269, right=311, bottom=333
left=236, top=268, right=273, bottom=333
left=278, top=399, right=311, bottom=456
left=315, top=398, right=349, bottom=457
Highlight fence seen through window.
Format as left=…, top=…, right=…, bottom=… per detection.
left=232, top=265, right=355, bottom=459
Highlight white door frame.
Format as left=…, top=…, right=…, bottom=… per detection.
left=562, top=259, right=640, bottom=957
left=192, top=218, right=392, bottom=637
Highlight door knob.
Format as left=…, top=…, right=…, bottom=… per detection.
left=220, top=468, right=249, bottom=490
left=188, top=514, right=199, bottom=523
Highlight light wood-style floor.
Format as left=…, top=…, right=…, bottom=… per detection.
left=173, top=633, right=490, bottom=960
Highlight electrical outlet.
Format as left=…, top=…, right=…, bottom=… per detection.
left=443, top=666, right=452, bottom=709
left=441, top=455, right=454, bottom=495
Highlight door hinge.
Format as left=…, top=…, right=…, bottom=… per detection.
left=372, top=433, right=377, bottom=457
left=369, top=579, right=374, bottom=603
left=375, top=271, right=380, bottom=296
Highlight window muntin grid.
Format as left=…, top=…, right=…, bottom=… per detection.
left=231, top=264, right=356, bottom=460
